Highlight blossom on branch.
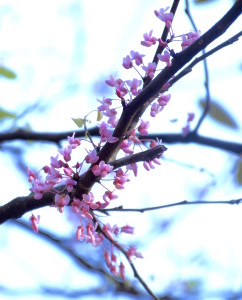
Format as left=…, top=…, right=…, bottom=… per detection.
left=141, top=30, right=156, bottom=47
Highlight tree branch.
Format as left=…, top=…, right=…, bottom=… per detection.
left=185, top=0, right=211, bottom=133
left=100, top=198, right=242, bottom=213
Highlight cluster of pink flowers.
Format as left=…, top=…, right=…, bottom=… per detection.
left=28, top=6, right=200, bottom=280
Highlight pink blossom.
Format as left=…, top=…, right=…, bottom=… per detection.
left=105, top=74, right=116, bottom=87
left=115, top=80, right=128, bottom=100
left=68, top=132, right=81, bottom=149
left=30, top=214, right=40, bottom=233
left=126, top=163, right=138, bottom=177
left=142, top=62, right=156, bottom=79
left=120, top=139, right=134, bottom=154
left=157, top=93, right=171, bottom=107
left=122, top=55, right=133, bottom=69
left=45, top=167, right=62, bottom=185
left=130, top=50, right=145, bottom=66
left=27, top=167, right=36, bottom=182
left=127, top=246, right=143, bottom=260
left=82, top=192, right=99, bottom=209
left=182, top=124, right=190, bottom=136
left=55, top=194, right=70, bottom=213
left=50, top=155, right=63, bottom=169
left=65, top=177, right=77, bottom=192
left=85, top=223, right=104, bottom=247
left=121, top=225, right=134, bottom=234
left=85, top=149, right=99, bottom=165
left=64, top=167, right=73, bottom=176
left=158, top=38, right=167, bottom=48
left=150, top=102, right=163, bottom=117
left=119, top=262, right=125, bottom=280
left=113, top=168, right=130, bottom=190
left=99, top=121, right=119, bottom=144
left=104, top=250, right=111, bottom=268
left=126, top=78, right=142, bottom=96
left=154, top=7, right=173, bottom=28
left=128, top=130, right=142, bottom=145
left=141, top=30, right=156, bottom=47
left=97, top=97, right=112, bottom=113
left=103, top=223, right=114, bottom=240
left=76, top=225, right=84, bottom=240
left=157, top=50, right=172, bottom=66
left=58, top=145, right=72, bottom=162
left=181, top=31, right=201, bottom=50
left=92, top=160, right=113, bottom=178
left=187, top=112, right=195, bottom=122
left=103, top=191, right=118, bottom=204
left=138, top=119, right=150, bottom=136
left=104, top=108, right=117, bottom=127
left=30, top=178, right=53, bottom=200
left=72, top=198, right=82, bottom=213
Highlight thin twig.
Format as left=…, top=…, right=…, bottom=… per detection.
left=92, top=215, right=160, bottom=300
left=170, top=31, right=242, bottom=88
left=185, top=0, right=211, bottom=133
left=100, top=198, right=242, bottom=213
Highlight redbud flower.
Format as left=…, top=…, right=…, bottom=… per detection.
left=55, top=194, right=70, bottom=213
left=126, top=163, right=138, bottom=177
left=126, top=78, right=142, bottom=96
left=105, top=74, right=116, bottom=87
left=67, top=132, right=81, bottom=149
left=127, top=246, right=143, bottom=260
left=130, top=50, right=145, bottom=66
left=157, top=93, right=171, bottom=107
left=113, top=168, right=130, bottom=189
left=72, top=198, right=82, bottom=213
left=181, top=31, right=201, bottom=50
left=120, top=140, right=134, bottom=154
left=58, top=145, right=72, bottom=162
left=150, top=102, right=163, bottom=117
left=83, top=192, right=99, bottom=209
left=154, top=7, right=173, bottom=28
left=158, top=38, right=167, bottom=48
left=115, top=80, right=128, bottom=99
left=157, top=50, right=172, bottom=67
left=27, top=167, right=36, bottom=182
left=76, top=225, right=84, bottom=240
left=30, top=213, right=40, bottom=233
left=142, top=62, right=156, bottom=79
left=85, top=149, right=99, bottom=164
left=99, top=121, right=119, bottom=143
left=50, top=155, right=63, bottom=168
left=138, top=119, right=150, bottom=136
left=119, top=262, right=125, bottom=280
left=92, top=161, right=113, bottom=178
left=141, top=30, right=156, bottom=47
left=187, top=112, right=195, bottom=122
left=97, top=97, right=112, bottom=113
left=103, top=190, right=118, bottom=204
left=121, top=225, right=134, bottom=234
left=65, top=177, right=77, bottom=192
left=122, top=55, right=133, bottom=69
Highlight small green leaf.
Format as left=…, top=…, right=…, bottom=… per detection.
left=0, top=67, right=17, bottom=79
left=236, top=161, right=242, bottom=185
left=194, top=0, right=217, bottom=3
left=0, top=108, right=16, bottom=121
left=199, top=99, right=238, bottom=129
left=97, top=110, right=103, bottom=121
left=72, top=117, right=85, bottom=128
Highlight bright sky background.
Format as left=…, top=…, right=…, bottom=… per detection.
left=0, top=0, right=242, bottom=299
